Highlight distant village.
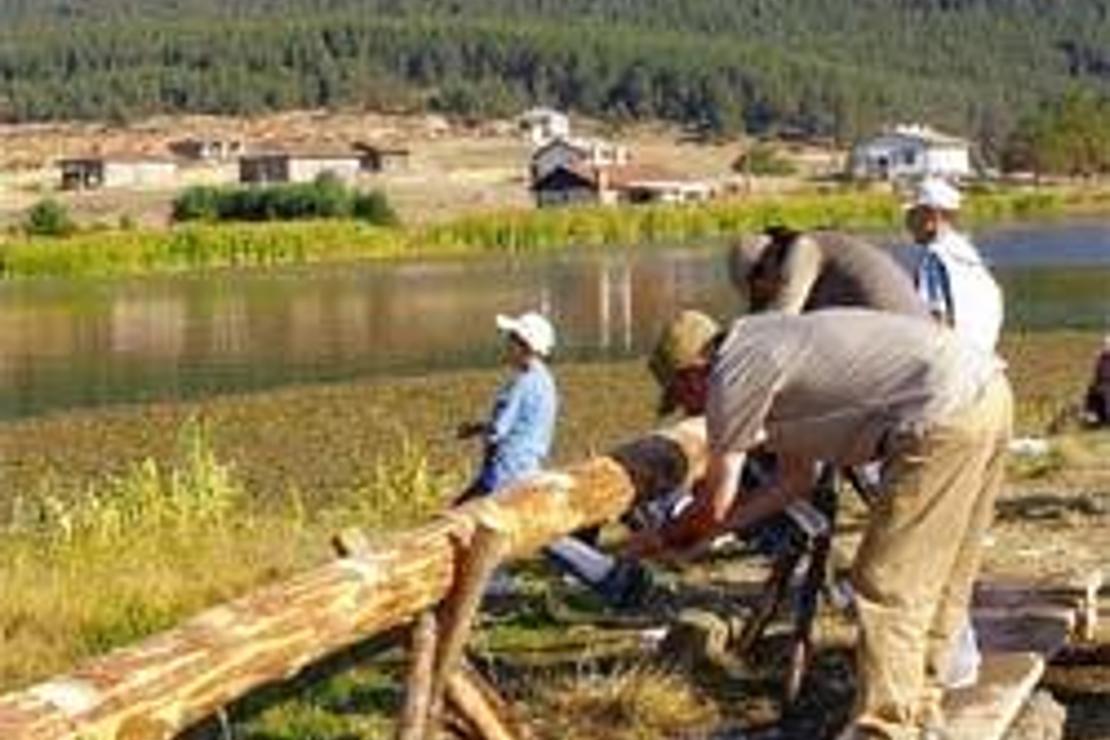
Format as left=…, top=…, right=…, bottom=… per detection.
left=42, top=107, right=974, bottom=212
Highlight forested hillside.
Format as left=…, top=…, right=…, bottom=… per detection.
left=0, top=0, right=1107, bottom=146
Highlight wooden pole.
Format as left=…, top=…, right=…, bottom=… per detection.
left=397, top=612, right=438, bottom=740
left=445, top=671, right=517, bottom=740
left=429, top=522, right=510, bottom=725
left=0, top=419, right=707, bottom=740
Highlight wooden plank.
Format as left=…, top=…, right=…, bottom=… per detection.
left=945, top=652, right=1044, bottom=740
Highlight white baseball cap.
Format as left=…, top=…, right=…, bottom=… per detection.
left=911, top=177, right=962, bottom=211
left=495, top=311, right=556, bottom=356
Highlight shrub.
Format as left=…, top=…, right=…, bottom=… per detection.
left=172, top=175, right=398, bottom=226
left=352, top=190, right=399, bottom=226
left=734, top=144, right=797, bottom=176
left=23, top=199, right=75, bottom=237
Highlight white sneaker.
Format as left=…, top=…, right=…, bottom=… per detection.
left=942, top=621, right=981, bottom=690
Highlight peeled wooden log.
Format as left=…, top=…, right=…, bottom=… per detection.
left=0, top=419, right=707, bottom=740
left=397, top=612, right=437, bottom=740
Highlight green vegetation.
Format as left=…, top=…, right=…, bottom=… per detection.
left=0, top=415, right=449, bottom=689
left=3, top=186, right=1105, bottom=278
left=173, top=175, right=399, bottom=226
left=0, top=334, right=1107, bottom=735
left=0, top=220, right=406, bottom=278
left=0, top=1, right=1107, bottom=146
left=734, top=144, right=797, bottom=177
left=22, top=199, right=75, bottom=237
left=1003, top=90, right=1110, bottom=177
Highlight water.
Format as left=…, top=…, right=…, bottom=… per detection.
left=0, top=220, right=1107, bottom=419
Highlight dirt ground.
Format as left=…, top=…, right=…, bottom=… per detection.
left=0, top=110, right=842, bottom=229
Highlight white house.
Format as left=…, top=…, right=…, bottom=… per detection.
left=58, top=155, right=178, bottom=190
left=530, top=137, right=630, bottom=182
left=849, top=125, right=971, bottom=181
left=518, top=107, right=570, bottom=146
left=239, top=149, right=363, bottom=184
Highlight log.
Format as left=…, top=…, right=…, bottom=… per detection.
left=445, top=670, right=518, bottom=740
left=397, top=612, right=438, bottom=740
left=0, top=419, right=707, bottom=740
left=429, top=521, right=510, bottom=726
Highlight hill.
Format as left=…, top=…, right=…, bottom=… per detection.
left=0, top=0, right=1107, bottom=146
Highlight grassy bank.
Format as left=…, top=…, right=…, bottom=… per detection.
left=0, top=332, right=1107, bottom=737
left=2, top=185, right=1108, bottom=278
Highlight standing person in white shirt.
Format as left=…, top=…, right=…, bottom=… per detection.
left=905, top=177, right=1005, bottom=692
left=906, top=177, right=1004, bottom=353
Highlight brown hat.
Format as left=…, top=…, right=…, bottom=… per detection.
left=649, top=310, right=721, bottom=414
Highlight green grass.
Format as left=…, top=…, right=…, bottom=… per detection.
left=0, top=333, right=1107, bottom=736
left=0, top=185, right=1104, bottom=278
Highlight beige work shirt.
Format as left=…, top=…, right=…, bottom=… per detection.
left=706, top=309, right=1000, bottom=464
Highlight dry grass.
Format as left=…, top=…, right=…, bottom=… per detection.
left=529, top=665, right=719, bottom=740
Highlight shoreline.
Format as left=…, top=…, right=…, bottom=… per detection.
left=2, top=186, right=1108, bottom=279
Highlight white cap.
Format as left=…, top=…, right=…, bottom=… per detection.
left=911, top=177, right=962, bottom=211
left=496, top=312, right=556, bottom=356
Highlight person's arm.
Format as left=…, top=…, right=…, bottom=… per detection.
left=725, top=452, right=816, bottom=532
left=486, top=376, right=526, bottom=444
left=456, top=420, right=490, bottom=439
left=763, top=236, right=821, bottom=314
left=626, top=449, right=747, bottom=557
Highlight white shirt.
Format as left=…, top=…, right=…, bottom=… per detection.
left=912, top=227, right=1004, bottom=353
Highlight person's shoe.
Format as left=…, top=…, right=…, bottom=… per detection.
left=597, top=558, right=656, bottom=610
left=942, top=622, right=981, bottom=690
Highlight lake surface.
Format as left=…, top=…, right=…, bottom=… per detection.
left=1, top=220, right=1108, bottom=419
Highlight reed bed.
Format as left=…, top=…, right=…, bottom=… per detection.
left=0, top=186, right=1100, bottom=278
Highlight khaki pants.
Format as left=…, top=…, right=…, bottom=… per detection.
left=848, top=373, right=1013, bottom=739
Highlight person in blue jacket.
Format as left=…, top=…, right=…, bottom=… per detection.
left=457, top=311, right=653, bottom=607
left=457, top=311, right=558, bottom=499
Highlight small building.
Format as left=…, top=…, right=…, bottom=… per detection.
left=532, top=164, right=616, bottom=208
left=518, top=107, right=571, bottom=146
left=239, top=149, right=363, bottom=185
left=58, top=155, right=178, bottom=191
left=619, top=177, right=715, bottom=205
left=351, top=142, right=411, bottom=173
left=849, top=124, right=972, bottom=181
left=530, top=137, right=630, bottom=182
left=533, top=162, right=714, bottom=208
left=168, top=137, right=245, bottom=162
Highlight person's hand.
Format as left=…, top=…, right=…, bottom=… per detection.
left=456, top=421, right=484, bottom=440
left=624, top=529, right=667, bottom=560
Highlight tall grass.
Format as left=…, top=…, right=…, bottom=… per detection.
left=0, top=417, right=450, bottom=692
left=0, top=220, right=406, bottom=278
left=0, top=185, right=1099, bottom=278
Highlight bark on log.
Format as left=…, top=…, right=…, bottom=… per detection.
left=0, top=419, right=706, bottom=740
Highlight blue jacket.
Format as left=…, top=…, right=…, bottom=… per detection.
left=475, top=359, right=558, bottom=492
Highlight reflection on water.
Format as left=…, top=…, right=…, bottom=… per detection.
left=0, top=221, right=1108, bottom=419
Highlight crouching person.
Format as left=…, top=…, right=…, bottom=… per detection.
left=632, top=308, right=1012, bottom=739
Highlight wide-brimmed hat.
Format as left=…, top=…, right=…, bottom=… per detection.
left=649, top=310, right=720, bottom=414
left=496, top=312, right=556, bottom=356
